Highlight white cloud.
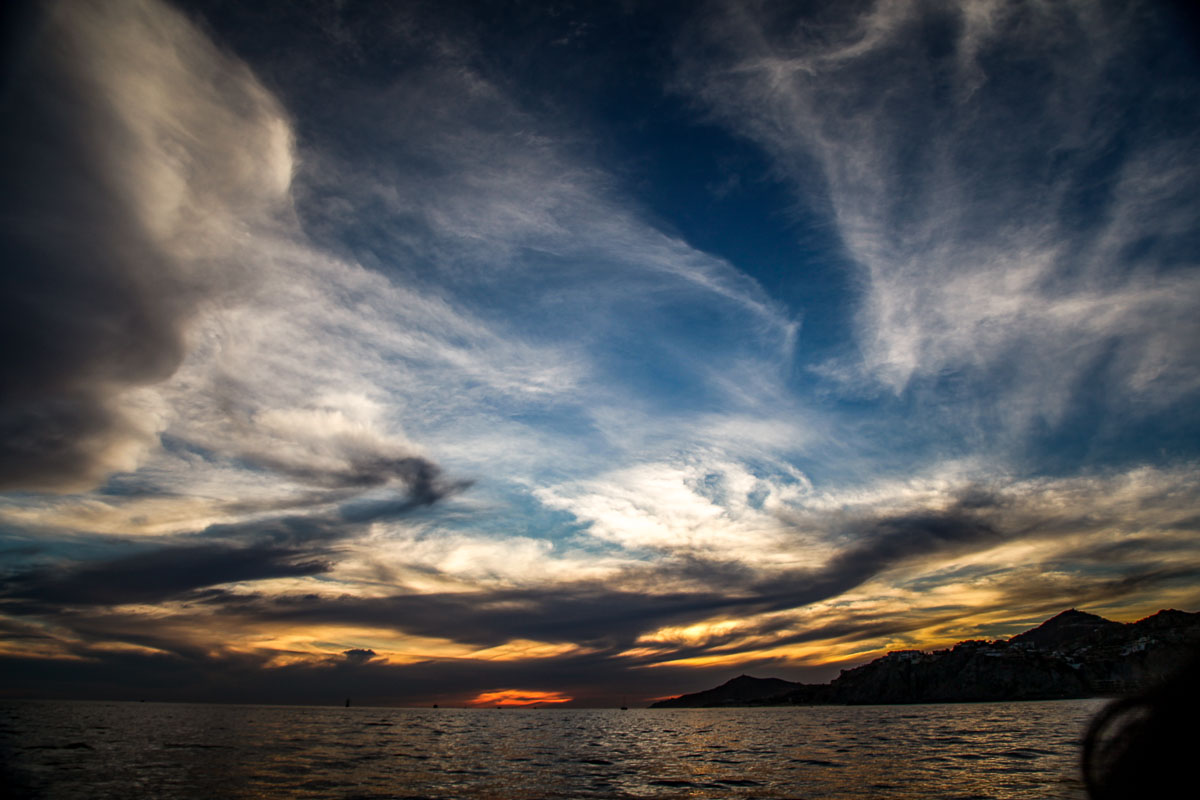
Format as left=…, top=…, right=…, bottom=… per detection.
left=680, top=0, right=1200, bottom=438
left=536, top=456, right=822, bottom=563
left=332, top=523, right=631, bottom=590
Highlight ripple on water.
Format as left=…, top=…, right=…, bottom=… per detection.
left=997, top=748, right=1050, bottom=759
left=0, top=700, right=1102, bottom=800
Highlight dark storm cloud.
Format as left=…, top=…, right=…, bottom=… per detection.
left=248, top=452, right=447, bottom=492
left=748, top=494, right=1003, bottom=613
left=1048, top=534, right=1200, bottom=564
left=156, top=496, right=1006, bottom=654
left=3, top=563, right=1192, bottom=707
left=0, top=0, right=289, bottom=491
left=341, top=648, right=377, bottom=665
left=335, top=460, right=472, bottom=519
left=0, top=109, right=185, bottom=496
left=0, top=542, right=330, bottom=607
left=6, top=476, right=1188, bottom=690
left=2, top=486, right=1195, bottom=702
left=206, top=368, right=469, bottom=497
left=0, top=470, right=467, bottom=608
left=0, top=495, right=1003, bottom=649
left=1, top=0, right=464, bottom=503
left=182, top=460, right=467, bottom=525
left=0, top=615, right=57, bottom=643
left=195, top=451, right=467, bottom=525
left=205, top=585, right=737, bottom=651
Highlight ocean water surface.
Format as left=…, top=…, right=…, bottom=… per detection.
left=0, top=699, right=1104, bottom=799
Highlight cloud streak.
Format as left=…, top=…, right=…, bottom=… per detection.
left=679, top=0, right=1200, bottom=446
left=8, top=463, right=1194, bottom=663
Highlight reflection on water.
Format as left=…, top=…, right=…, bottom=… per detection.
left=0, top=699, right=1102, bottom=799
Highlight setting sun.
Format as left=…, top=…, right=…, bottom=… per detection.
left=467, top=689, right=573, bottom=707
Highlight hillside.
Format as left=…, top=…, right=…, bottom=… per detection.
left=650, top=609, right=1200, bottom=707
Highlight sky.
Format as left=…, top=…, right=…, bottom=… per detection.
left=1, top=0, right=1198, bottom=707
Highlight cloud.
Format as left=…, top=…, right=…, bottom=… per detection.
left=2, top=463, right=1196, bottom=700
left=0, top=0, right=294, bottom=491
left=0, top=541, right=330, bottom=607
left=0, top=635, right=821, bottom=705
left=144, top=468, right=1196, bottom=651
left=2, top=0, right=1196, bottom=704
left=534, top=457, right=817, bottom=560
left=341, top=648, right=377, bottom=665
left=0, top=1, right=816, bottom=602
left=0, top=469, right=470, bottom=609
left=331, top=525, right=629, bottom=590
left=0, top=0, right=815, bottom=534
left=251, top=5, right=805, bottom=483
left=0, top=0, right=505, bottom=509
left=771, top=494, right=1002, bottom=601
left=285, top=41, right=798, bottom=352
left=678, top=0, right=1200, bottom=443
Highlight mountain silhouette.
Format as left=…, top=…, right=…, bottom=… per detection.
left=652, top=609, right=1200, bottom=707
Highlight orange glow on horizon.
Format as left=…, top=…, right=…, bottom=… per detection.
left=467, top=689, right=573, bottom=707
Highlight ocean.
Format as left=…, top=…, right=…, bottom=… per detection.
left=0, top=699, right=1104, bottom=799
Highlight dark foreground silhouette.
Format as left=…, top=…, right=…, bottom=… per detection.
left=1082, top=648, right=1199, bottom=799
left=653, top=609, right=1199, bottom=707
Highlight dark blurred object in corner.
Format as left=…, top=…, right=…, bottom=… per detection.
left=1082, top=647, right=1199, bottom=799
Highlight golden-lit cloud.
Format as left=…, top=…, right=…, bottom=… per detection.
left=467, top=689, right=573, bottom=707
left=468, top=640, right=594, bottom=661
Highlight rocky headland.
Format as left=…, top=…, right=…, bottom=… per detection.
left=651, top=609, right=1200, bottom=707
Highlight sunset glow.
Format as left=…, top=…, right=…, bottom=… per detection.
left=1, top=0, right=1197, bottom=707
left=468, top=690, right=573, bottom=707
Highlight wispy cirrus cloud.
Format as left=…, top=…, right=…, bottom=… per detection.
left=678, top=0, right=1200, bottom=448
left=1, top=0, right=799, bottom=526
